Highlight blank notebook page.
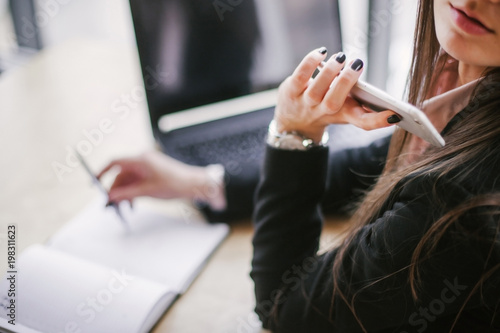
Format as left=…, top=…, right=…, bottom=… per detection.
left=48, top=199, right=229, bottom=293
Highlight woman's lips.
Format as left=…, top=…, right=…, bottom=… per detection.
left=450, top=5, right=494, bottom=35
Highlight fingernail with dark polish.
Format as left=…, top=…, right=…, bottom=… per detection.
left=318, top=47, right=328, bottom=55
left=351, top=59, right=364, bottom=71
left=387, top=115, right=401, bottom=124
left=335, top=52, right=346, bottom=64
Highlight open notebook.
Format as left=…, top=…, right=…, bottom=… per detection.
left=0, top=200, right=229, bottom=333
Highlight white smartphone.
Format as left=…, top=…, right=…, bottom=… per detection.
left=350, top=80, right=445, bottom=147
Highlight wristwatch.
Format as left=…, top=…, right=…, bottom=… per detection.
left=266, top=120, right=329, bottom=151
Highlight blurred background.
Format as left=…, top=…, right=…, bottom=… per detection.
left=0, top=0, right=418, bottom=98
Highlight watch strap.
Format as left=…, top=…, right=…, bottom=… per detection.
left=266, top=120, right=329, bottom=151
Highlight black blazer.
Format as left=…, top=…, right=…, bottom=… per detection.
left=251, top=143, right=500, bottom=332
left=201, top=135, right=391, bottom=222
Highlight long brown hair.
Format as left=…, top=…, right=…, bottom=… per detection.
left=330, top=0, right=500, bottom=331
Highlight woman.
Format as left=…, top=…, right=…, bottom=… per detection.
left=251, top=0, right=500, bottom=332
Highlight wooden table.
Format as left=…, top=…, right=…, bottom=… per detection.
left=0, top=41, right=350, bottom=332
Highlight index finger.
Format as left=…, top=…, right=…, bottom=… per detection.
left=323, top=59, right=364, bottom=111
left=97, top=160, right=125, bottom=179
left=287, top=47, right=328, bottom=96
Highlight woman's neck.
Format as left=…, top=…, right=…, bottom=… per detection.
left=458, top=62, right=486, bottom=86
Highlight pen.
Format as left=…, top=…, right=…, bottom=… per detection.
left=74, top=150, right=130, bottom=230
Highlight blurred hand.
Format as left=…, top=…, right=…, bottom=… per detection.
left=97, top=151, right=217, bottom=205
left=274, top=48, right=398, bottom=143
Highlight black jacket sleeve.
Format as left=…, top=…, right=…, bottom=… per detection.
left=201, top=135, right=391, bottom=222
left=251, top=145, right=500, bottom=332
left=322, top=135, right=389, bottom=213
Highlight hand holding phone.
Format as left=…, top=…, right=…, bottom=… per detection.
left=350, top=80, right=445, bottom=147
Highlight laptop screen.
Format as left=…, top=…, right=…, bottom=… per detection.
left=129, top=0, right=342, bottom=132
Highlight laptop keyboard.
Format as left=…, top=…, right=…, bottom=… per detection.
left=174, top=126, right=268, bottom=167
